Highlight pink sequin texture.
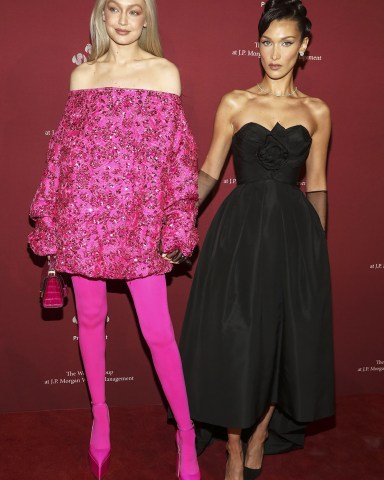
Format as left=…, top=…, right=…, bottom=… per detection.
left=29, top=88, right=198, bottom=279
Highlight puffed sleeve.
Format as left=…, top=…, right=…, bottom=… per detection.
left=28, top=126, right=63, bottom=256
left=161, top=101, right=199, bottom=257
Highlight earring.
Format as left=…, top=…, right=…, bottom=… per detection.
left=299, top=51, right=305, bottom=57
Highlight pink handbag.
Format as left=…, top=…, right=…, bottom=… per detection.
left=40, top=257, right=68, bottom=308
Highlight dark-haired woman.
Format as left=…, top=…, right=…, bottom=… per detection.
left=28, top=1, right=200, bottom=479
left=179, top=0, right=334, bottom=478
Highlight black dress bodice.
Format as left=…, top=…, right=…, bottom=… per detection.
left=232, top=122, right=312, bottom=186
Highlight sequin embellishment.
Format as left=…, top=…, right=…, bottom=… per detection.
left=29, top=88, right=198, bottom=279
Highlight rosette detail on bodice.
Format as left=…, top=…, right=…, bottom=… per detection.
left=233, top=122, right=312, bottom=185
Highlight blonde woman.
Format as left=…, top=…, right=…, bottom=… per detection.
left=28, top=1, right=200, bottom=479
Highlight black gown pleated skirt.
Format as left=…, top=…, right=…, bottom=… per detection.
left=179, top=123, right=335, bottom=453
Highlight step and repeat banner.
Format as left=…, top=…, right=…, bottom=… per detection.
left=1, top=0, right=383, bottom=413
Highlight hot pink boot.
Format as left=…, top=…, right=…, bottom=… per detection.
left=127, top=275, right=200, bottom=479
left=89, top=403, right=111, bottom=480
left=72, top=276, right=111, bottom=480
left=176, top=424, right=200, bottom=480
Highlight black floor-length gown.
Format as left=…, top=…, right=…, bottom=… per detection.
left=179, top=122, right=335, bottom=453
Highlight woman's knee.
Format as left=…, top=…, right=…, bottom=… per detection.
left=76, top=298, right=108, bottom=328
left=141, top=323, right=175, bottom=349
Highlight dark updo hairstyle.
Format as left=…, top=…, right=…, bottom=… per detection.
left=258, top=0, right=312, bottom=39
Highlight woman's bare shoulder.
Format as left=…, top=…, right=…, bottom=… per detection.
left=144, top=57, right=181, bottom=95
left=220, top=90, right=251, bottom=111
left=300, top=95, right=332, bottom=137
left=302, top=95, right=331, bottom=120
left=150, top=57, right=178, bottom=72
left=70, top=62, right=96, bottom=91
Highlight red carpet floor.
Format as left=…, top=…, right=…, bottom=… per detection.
left=1, top=395, right=383, bottom=480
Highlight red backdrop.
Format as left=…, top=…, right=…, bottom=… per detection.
left=1, top=0, right=383, bottom=413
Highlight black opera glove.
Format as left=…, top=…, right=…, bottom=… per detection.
left=198, top=170, right=218, bottom=206
left=306, top=190, right=328, bottom=231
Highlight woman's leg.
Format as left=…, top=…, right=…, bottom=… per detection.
left=245, top=405, right=275, bottom=470
left=127, top=274, right=199, bottom=477
left=72, top=276, right=110, bottom=453
left=226, top=429, right=243, bottom=480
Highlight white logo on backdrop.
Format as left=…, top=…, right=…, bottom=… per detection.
left=44, top=370, right=134, bottom=386
left=357, top=360, right=384, bottom=373
left=72, top=44, right=92, bottom=65
left=232, top=43, right=260, bottom=58
left=304, top=55, right=322, bottom=61
left=39, top=315, right=136, bottom=387
left=370, top=263, right=384, bottom=270
left=72, top=316, right=110, bottom=342
left=232, top=41, right=322, bottom=61
left=222, top=178, right=237, bottom=185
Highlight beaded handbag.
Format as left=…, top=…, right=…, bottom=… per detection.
left=40, top=257, right=68, bottom=308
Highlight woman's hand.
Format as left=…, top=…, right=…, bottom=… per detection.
left=158, top=242, right=190, bottom=264
left=163, top=250, right=183, bottom=263
left=161, top=249, right=189, bottom=264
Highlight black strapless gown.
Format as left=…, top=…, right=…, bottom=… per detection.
left=180, top=122, right=335, bottom=453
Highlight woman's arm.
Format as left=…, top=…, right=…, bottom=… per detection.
left=201, top=94, right=236, bottom=178
left=305, top=100, right=332, bottom=230
left=29, top=133, right=63, bottom=256
left=160, top=99, right=199, bottom=263
left=197, top=94, right=238, bottom=205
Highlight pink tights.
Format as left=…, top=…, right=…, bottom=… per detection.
left=72, top=274, right=193, bottom=431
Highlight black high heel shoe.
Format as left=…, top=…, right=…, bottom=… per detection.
left=242, top=439, right=264, bottom=480
left=243, top=465, right=262, bottom=480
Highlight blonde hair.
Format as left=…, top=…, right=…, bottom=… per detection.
left=88, top=0, right=163, bottom=62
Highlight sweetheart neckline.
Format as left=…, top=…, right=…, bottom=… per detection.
left=233, top=121, right=312, bottom=140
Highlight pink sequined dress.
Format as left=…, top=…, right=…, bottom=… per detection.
left=29, top=88, right=198, bottom=280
